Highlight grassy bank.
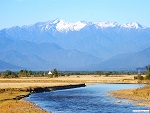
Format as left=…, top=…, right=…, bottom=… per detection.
left=0, top=76, right=88, bottom=113
left=0, top=100, right=48, bottom=113
left=0, top=88, right=49, bottom=113
left=0, top=84, right=86, bottom=113
left=110, top=82, right=150, bottom=107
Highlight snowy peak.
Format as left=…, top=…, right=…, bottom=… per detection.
left=51, top=18, right=61, bottom=24
left=93, top=21, right=145, bottom=29
left=121, top=22, right=145, bottom=29
left=38, top=19, right=87, bottom=32
left=50, top=20, right=146, bottom=31
left=93, top=22, right=118, bottom=28
left=55, top=20, right=87, bottom=32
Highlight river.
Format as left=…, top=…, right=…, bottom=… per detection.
left=25, top=84, right=150, bottom=113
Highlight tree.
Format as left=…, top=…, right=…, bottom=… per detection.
left=3, top=70, right=18, bottom=78
left=52, top=68, right=58, bottom=77
left=145, top=65, right=150, bottom=80
left=4, top=70, right=12, bottom=78
left=11, top=72, right=18, bottom=78
left=18, top=70, right=32, bottom=77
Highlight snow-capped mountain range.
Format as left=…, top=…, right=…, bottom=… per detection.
left=0, top=19, right=150, bottom=71
left=23, top=19, right=146, bottom=32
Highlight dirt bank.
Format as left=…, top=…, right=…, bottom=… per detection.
left=0, top=80, right=85, bottom=113
left=110, top=84, right=150, bottom=107
left=0, top=99, right=49, bottom=113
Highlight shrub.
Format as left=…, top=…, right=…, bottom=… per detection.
left=145, top=65, right=150, bottom=80
left=134, top=75, right=144, bottom=80
left=145, top=73, right=150, bottom=80
left=52, top=68, right=58, bottom=77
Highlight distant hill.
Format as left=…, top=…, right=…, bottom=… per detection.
left=96, top=47, right=150, bottom=70
left=0, top=60, right=22, bottom=71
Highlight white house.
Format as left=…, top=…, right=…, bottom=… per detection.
left=48, top=71, right=52, bottom=75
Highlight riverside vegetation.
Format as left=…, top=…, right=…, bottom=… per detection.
left=111, top=66, right=150, bottom=107
left=134, top=65, right=150, bottom=80
left=0, top=69, right=145, bottom=78
left=0, top=68, right=59, bottom=78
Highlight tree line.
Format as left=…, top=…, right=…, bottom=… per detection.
left=0, top=70, right=146, bottom=78
left=0, top=69, right=59, bottom=78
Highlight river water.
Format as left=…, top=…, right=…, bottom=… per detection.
left=26, top=84, right=150, bottom=113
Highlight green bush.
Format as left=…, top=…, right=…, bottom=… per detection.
left=134, top=75, right=144, bottom=80
left=52, top=68, right=58, bottom=77
left=145, top=72, right=150, bottom=80
left=145, top=65, right=150, bottom=80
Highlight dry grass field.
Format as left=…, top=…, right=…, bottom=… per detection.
left=0, top=74, right=138, bottom=87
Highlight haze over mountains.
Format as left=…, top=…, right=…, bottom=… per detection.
left=0, top=19, right=150, bottom=71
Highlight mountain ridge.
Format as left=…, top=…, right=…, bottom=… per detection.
left=0, top=19, right=150, bottom=71
left=1, top=19, right=147, bottom=31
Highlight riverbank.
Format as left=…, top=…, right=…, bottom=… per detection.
left=0, top=83, right=85, bottom=113
left=0, top=75, right=89, bottom=113
left=0, top=99, right=49, bottom=113
left=0, top=87, right=50, bottom=113
left=110, top=84, right=150, bottom=107
left=0, top=84, right=85, bottom=113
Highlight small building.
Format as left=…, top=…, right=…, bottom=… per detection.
left=48, top=71, right=52, bottom=75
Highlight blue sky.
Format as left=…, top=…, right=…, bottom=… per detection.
left=0, top=0, right=150, bottom=29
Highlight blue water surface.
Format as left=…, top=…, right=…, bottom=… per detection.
left=25, top=84, right=150, bottom=113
